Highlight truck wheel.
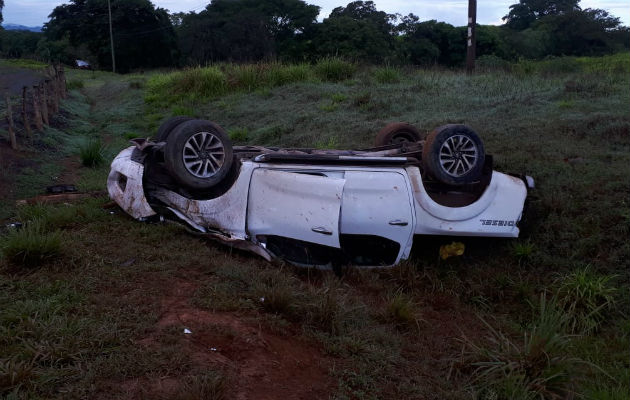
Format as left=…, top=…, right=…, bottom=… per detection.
left=374, top=122, right=423, bottom=146
left=422, top=124, right=485, bottom=186
left=154, top=116, right=193, bottom=142
left=164, top=120, right=233, bottom=190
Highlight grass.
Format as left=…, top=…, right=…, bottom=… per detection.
left=1, top=53, right=628, bottom=399
left=555, top=266, right=617, bottom=333
left=0, top=58, right=48, bottom=70
left=460, top=295, right=582, bottom=399
left=1, top=221, right=62, bottom=268
left=66, top=79, right=85, bottom=90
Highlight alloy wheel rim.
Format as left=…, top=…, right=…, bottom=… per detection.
left=182, top=131, right=225, bottom=178
left=438, top=135, right=478, bottom=177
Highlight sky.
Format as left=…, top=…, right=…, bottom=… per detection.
left=2, top=0, right=629, bottom=28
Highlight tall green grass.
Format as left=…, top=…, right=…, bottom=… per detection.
left=1, top=221, right=62, bottom=268
left=314, top=57, right=356, bottom=82
left=79, top=139, right=105, bottom=167
left=461, top=295, right=582, bottom=399
left=372, top=66, right=401, bottom=83
left=145, top=62, right=317, bottom=106
left=513, top=53, right=630, bottom=75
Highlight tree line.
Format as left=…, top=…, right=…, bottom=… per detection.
left=1, top=0, right=628, bottom=72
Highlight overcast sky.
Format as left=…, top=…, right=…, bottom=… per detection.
left=3, top=0, right=629, bottom=27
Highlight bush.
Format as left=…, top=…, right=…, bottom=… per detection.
left=372, top=66, right=400, bottom=83
left=145, top=67, right=227, bottom=104
left=382, top=291, right=420, bottom=328
left=314, top=57, right=356, bottom=82
left=79, top=140, right=105, bottom=167
left=1, top=221, right=62, bottom=268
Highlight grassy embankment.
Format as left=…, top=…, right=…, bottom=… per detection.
left=0, top=54, right=628, bottom=399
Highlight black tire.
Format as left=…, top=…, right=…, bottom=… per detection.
left=374, top=122, right=423, bottom=146
left=164, top=120, right=234, bottom=190
left=154, top=116, right=193, bottom=142
left=422, top=124, right=485, bottom=186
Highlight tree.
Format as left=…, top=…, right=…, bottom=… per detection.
left=504, top=0, right=580, bottom=30
left=535, top=8, right=625, bottom=56
left=311, top=1, right=397, bottom=63
left=0, top=30, right=42, bottom=58
left=177, top=0, right=319, bottom=64
left=45, top=0, right=178, bottom=71
left=0, top=0, right=4, bottom=26
left=396, top=19, right=466, bottom=66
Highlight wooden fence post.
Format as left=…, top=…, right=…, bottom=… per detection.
left=32, top=85, right=43, bottom=131
left=59, top=65, right=67, bottom=98
left=5, top=96, right=17, bottom=150
left=22, top=86, right=32, bottom=140
left=53, top=80, right=59, bottom=114
left=40, top=83, right=49, bottom=126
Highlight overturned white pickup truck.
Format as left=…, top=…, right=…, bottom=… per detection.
left=108, top=118, right=533, bottom=268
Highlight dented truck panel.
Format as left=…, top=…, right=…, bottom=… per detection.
left=151, top=162, right=256, bottom=239
left=247, top=169, right=345, bottom=248
left=107, top=147, right=156, bottom=219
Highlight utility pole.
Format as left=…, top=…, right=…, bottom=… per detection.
left=107, top=0, right=116, bottom=73
left=466, top=0, right=477, bottom=74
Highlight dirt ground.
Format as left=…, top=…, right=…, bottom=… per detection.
left=96, top=274, right=336, bottom=400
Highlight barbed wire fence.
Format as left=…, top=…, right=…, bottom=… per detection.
left=1, top=65, right=67, bottom=150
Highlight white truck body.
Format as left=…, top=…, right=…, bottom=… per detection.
left=108, top=146, right=530, bottom=267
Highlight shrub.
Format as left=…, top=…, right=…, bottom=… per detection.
left=274, top=63, right=311, bottom=84
left=314, top=57, right=356, bottom=82
left=382, top=291, right=420, bottom=328
left=1, top=221, right=62, bottom=268
left=512, top=241, right=534, bottom=259
left=555, top=266, right=617, bottom=333
left=79, top=140, right=105, bottom=167
left=372, top=66, right=400, bottom=83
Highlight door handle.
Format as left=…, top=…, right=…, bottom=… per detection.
left=389, top=219, right=409, bottom=226
left=311, top=226, right=333, bottom=235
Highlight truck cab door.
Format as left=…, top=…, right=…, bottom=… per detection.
left=247, top=169, right=345, bottom=248
left=340, top=171, right=415, bottom=262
